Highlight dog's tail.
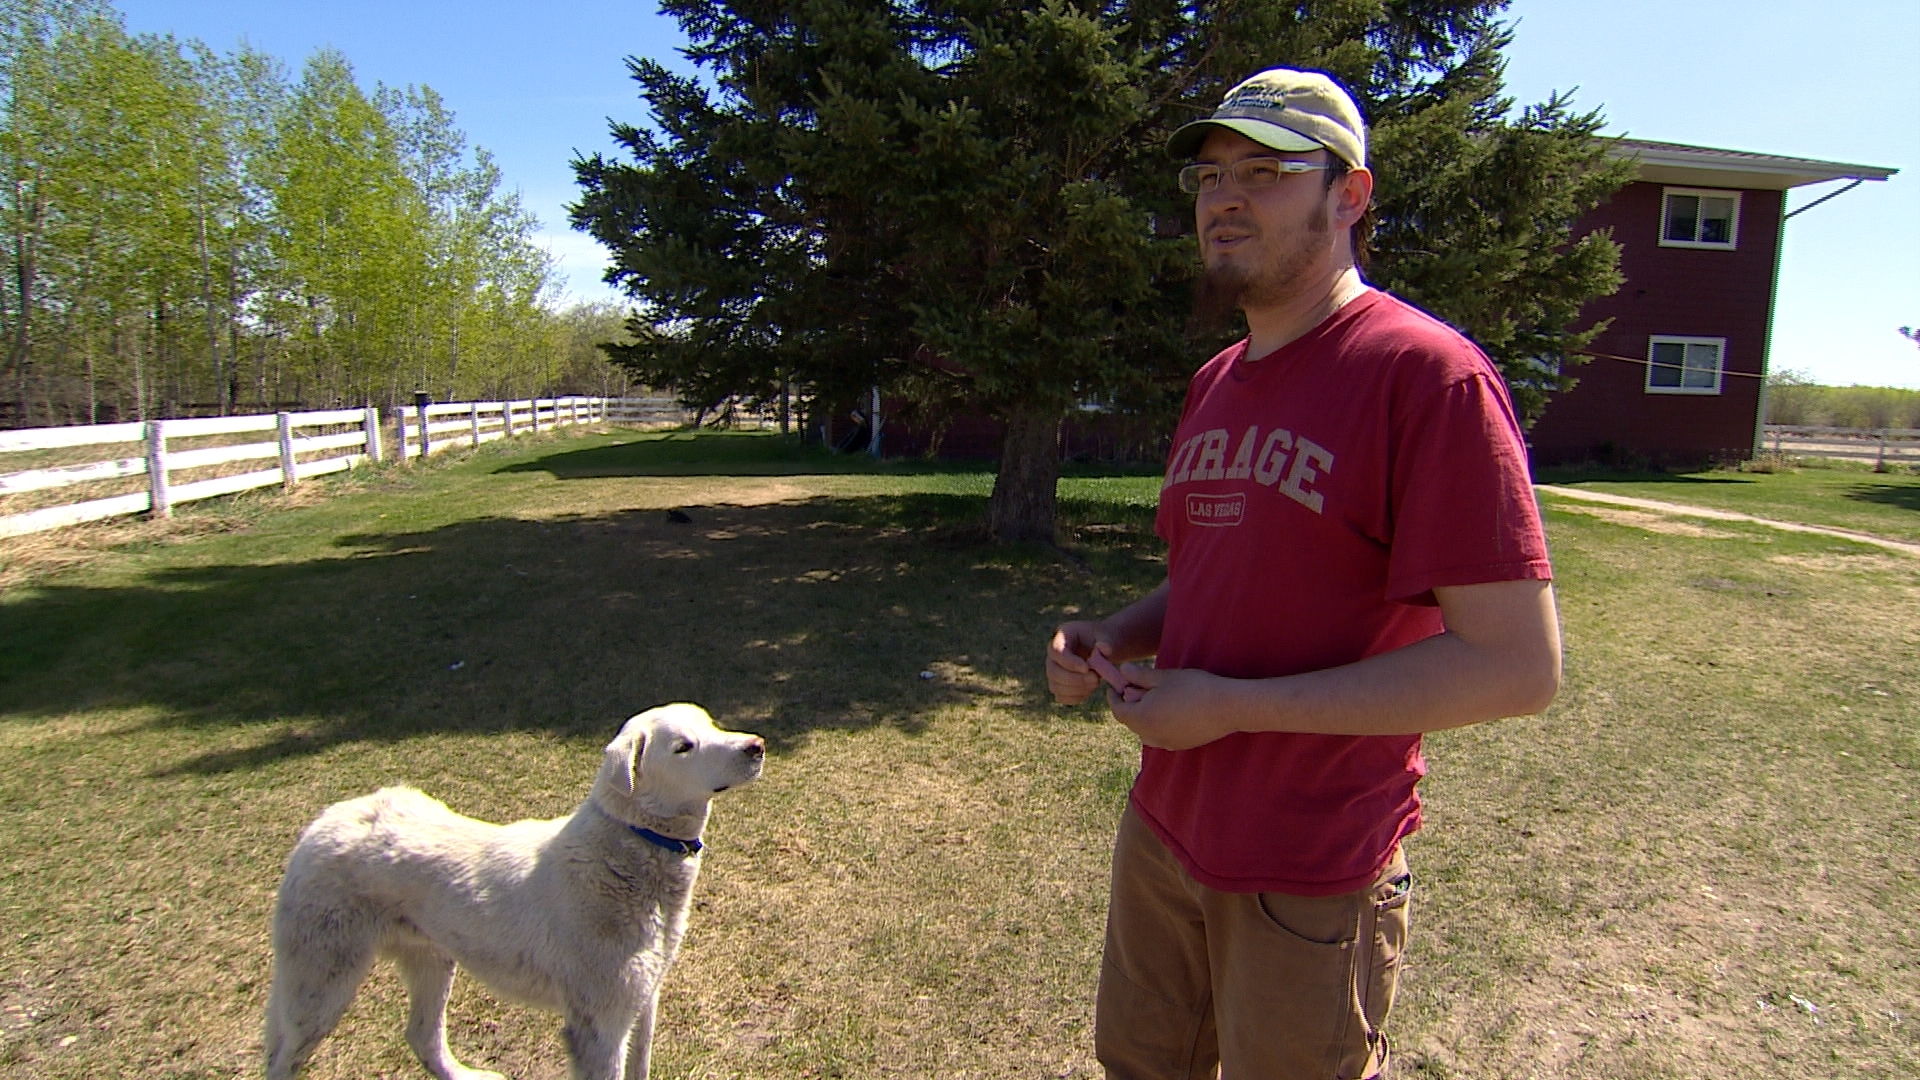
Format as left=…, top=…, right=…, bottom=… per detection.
left=263, top=872, right=381, bottom=1080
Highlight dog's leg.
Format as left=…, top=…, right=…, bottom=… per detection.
left=264, top=911, right=379, bottom=1080
left=563, top=1009, right=635, bottom=1080
left=392, top=944, right=507, bottom=1080
left=622, top=987, right=659, bottom=1080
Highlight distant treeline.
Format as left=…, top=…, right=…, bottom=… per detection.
left=1765, top=372, right=1920, bottom=430
left=1, top=0, right=629, bottom=427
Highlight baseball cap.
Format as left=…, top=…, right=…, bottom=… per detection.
left=1167, top=68, right=1367, bottom=168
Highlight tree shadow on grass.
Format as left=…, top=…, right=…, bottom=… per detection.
left=0, top=492, right=1159, bottom=776
left=1842, top=479, right=1920, bottom=514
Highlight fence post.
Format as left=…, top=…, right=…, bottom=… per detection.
left=396, top=407, right=412, bottom=464
left=277, top=412, right=298, bottom=490
left=415, top=392, right=432, bottom=458
left=146, top=419, right=172, bottom=519
left=869, top=385, right=882, bottom=457
left=471, top=403, right=482, bottom=447
left=531, top=399, right=543, bottom=433
left=503, top=400, right=515, bottom=438
left=363, top=406, right=383, bottom=464
left=1878, top=429, right=1888, bottom=470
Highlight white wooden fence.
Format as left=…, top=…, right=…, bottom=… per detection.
left=0, top=395, right=615, bottom=539
left=1762, top=425, right=1920, bottom=468
left=392, top=396, right=613, bottom=461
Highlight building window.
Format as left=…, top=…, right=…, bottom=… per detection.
left=1646, top=336, right=1725, bottom=394
left=1660, top=188, right=1740, bottom=249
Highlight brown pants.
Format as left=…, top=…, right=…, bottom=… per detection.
left=1095, top=806, right=1412, bottom=1080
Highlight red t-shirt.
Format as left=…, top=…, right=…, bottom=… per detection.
left=1136, top=288, right=1551, bottom=896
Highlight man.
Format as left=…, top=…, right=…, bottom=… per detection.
left=1045, top=69, right=1561, bottom=1080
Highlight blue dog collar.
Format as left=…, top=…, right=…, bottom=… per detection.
left=629, top=824, right=703, bottom=856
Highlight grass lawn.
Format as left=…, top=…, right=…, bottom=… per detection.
left=1535, top=460, right=1920, bottom=544
left=1, top=428, right=1915, bottom=1079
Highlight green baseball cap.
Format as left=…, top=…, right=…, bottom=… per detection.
left=1167, top=68, right=1368, bottom=168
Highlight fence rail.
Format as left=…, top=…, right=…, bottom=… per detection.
left=1, top=395, right=624, bottom=539
left=1762, top=424, right=1920, bottom=467
left=392, top=397, right=617, bottom=461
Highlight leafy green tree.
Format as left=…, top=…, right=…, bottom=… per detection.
left=575, top=0, right=1628, bottom=542
left=0, top=7, right=587, bottom=424
left=0, top=0, right=121, bottom=417
left=1762, top=367, right=1817, bottom=426
left=555, top=299, right=638, bottom=397
left=378, top=82, right=558, bottom=402
left=1, top=1, right=244, bottom=422
left=197, top=41, right=288, bottom=410
left=267, top=50, right=422, bottom=404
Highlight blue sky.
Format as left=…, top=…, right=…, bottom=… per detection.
left=119, top=0, right=1918, bottom=389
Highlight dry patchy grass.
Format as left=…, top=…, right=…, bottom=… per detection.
left=0, top=432, right=1914, bottom=1079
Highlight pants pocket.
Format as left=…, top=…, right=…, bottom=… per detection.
left=1362, top=873, right=1412, bottom=1032
left=1230, top=890, right=1362, bottom=1078
left=1351, top=870, right=1412, bottom=1079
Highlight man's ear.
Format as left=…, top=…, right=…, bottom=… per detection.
left=1332, top=165, right=1373, bottom=230
left=599, top=720, right=646, bottom=798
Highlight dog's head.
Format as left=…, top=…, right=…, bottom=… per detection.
left=594, top=703, right=765, bottom=820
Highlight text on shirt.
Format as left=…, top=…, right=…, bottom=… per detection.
left=1163, top=425, right=1334, bottom=517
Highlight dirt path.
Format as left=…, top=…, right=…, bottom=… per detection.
left=1534, top=484, right=1920, bottom=557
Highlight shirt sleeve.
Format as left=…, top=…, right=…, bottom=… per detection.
left=1383, top=370, right=1552, bottom=605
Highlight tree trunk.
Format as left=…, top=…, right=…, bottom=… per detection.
left=193, top=161, right=224, bottom=414
left=988, top=408, right=1063, bottom=544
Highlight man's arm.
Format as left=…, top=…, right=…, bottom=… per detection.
left=1046, top=579, right=1170, bottom=706
left=1109, top=578, right=1560, bottom=747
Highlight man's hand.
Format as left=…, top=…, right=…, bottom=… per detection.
left=1102, top=579, right=1562, bottom=742
left=1106, top=664, right=1238, bottom=750
left=1046, top=621, right=1112, bottom=705
left=1045, top=582, right=1170, bottom=706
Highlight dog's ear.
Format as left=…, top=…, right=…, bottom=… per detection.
left=599, top=719, right=646, bottom=798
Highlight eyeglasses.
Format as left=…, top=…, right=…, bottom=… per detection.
left=1178, top=157, right=1331, bottom=194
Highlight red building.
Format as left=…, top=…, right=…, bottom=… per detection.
left=1528, top=139, right=1895, bottom=467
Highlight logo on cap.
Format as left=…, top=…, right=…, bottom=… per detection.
left=1222, top=86, right=1290, bottom=112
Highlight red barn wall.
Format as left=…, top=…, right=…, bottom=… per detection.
left=1529, top=181, right=1783, bottom=466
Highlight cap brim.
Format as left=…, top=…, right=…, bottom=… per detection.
left=1167, top=117, right=1325, bottom=160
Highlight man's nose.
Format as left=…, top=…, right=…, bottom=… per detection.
left=1199, top=180, right=1248, bottom=216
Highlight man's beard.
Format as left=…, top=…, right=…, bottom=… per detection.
left=1187, top=202, right=1331, bottom=339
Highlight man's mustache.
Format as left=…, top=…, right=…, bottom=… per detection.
left=1203, top=216, right=1259, bottom=242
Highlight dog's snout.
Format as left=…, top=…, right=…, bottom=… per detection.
left=744, top=737, right=765, bottom=759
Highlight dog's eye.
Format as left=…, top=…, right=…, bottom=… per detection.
left=673, top=741, right=694, bottom=754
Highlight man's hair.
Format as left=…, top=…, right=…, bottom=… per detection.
left=1325, top=157, right=1374, bottom=275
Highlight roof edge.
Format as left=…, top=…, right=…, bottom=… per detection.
left=1604, top=137, right=1897, bottom=190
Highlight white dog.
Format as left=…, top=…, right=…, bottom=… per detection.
left=264, top=703, right=765, bottom=1080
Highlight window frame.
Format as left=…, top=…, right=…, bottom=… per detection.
left=1658, top=187, right=1742, bottom=250
left=1644, top=335, right=1727, bottom=396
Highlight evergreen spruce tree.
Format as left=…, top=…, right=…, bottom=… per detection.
left=573, top=0, right=1630, bottom=542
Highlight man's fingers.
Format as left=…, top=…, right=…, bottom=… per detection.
left=1049, top=628, right=1091, bottom=672
left=1086, top=649, right=1131, bottom=689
